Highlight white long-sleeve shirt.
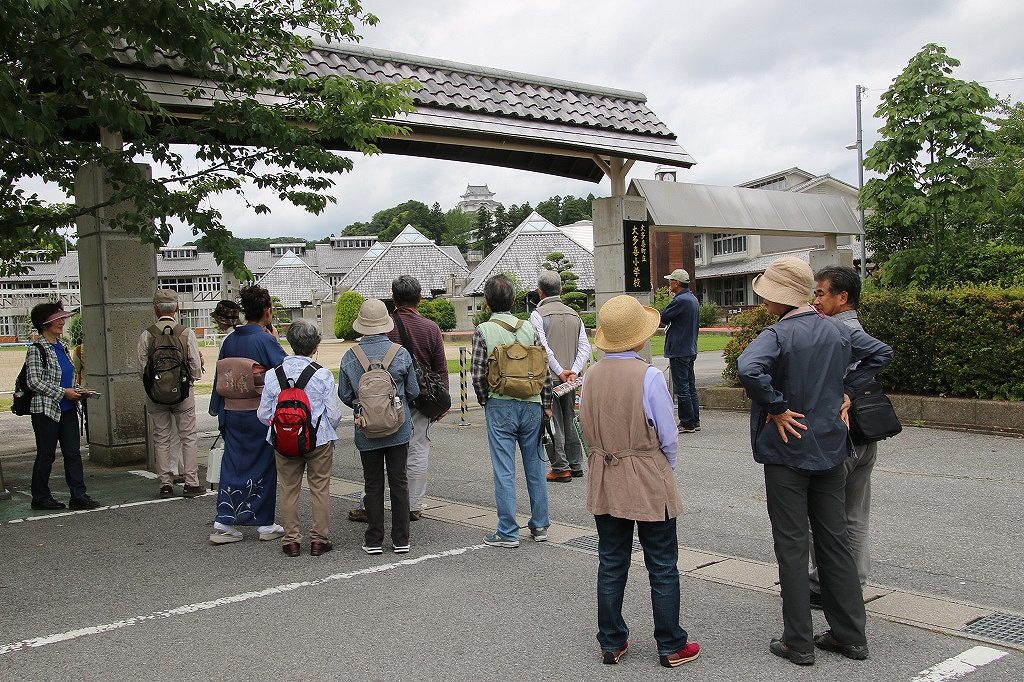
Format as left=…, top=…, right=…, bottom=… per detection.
left=257, top=355, right=341, bottom=446
left=529, top=302, right=591, bottom=377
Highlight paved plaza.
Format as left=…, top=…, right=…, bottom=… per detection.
left=1, top=390, right=1021, bottom=680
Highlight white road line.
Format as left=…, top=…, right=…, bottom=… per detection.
left=1, top=492, right=216, bottom=525
left=0, top=543, right=488, bottom=656
left=127, top=470, right=159, bottom=479
left=911, top=646, right=1009, bottom=682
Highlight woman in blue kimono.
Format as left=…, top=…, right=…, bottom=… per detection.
left=208, top=285, right=288, bottom=544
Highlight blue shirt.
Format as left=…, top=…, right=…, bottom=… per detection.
left=338, top=334, right=420, bottom=452
left=660, top=289, right=699, bottom=357
left=53, top=342, right=75, bottom=412
left=584, top=351, right=679, bottom=468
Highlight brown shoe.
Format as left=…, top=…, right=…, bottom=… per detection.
left=182, top=485, right=205, bottom=499
left=348, top=508, right=368, bottom=522
left=310, top=541, right=333, bottom=556
left=283, top=542, right=300, bottom=557
left=546, top=470, right=572, bottom=482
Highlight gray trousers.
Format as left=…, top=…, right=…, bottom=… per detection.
left=765, top=463, right=867, bottom=652
left=809, top=441, right=877, bottom=592
left=548, top=391, right=583, bottom=473
left=356, top=406, right=432, bottom=512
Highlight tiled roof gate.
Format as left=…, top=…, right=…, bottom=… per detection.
left=107, top=41, right=694, bottom=182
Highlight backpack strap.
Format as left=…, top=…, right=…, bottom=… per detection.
left=381, top=343, right=401, bottom=369
left=275, top=365, right=289, bottom=389
left=294, top=362, right=321, bottom=390
left=31, top=341, right=48, bottom=368
left=492, top=319, right=523, bottom=334
left=171, top=324, right=186, bottom=337
left=351, top=344, right=372, bottom=372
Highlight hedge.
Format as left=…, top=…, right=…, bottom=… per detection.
left=334, top=291, right=364, bottom=340
left=721, top=287, right=1024, bottom=401
left=420, top=298, right=457, bottom=331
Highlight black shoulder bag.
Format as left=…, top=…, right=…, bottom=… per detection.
left=392, top=312, right=451, bottom=420
left=849, top=380, right=902, bottom=445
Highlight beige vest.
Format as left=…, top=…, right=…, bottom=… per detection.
left=538, top=298, right=582, bottom=375
left=581, top=357, right=682, bottom=522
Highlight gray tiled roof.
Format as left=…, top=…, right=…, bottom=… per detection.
left=157, top=251, right=223, bottom=276
left=313, top=243, right=370, bottom=274
left=244, top=249, right=317, bottom=275
left=345, top=227, right=469, bottom=299
left=107, top=40, right=695, bottom=181
left=696, top=245, right=856, bottom=279
left=440, top=246, right=468, bottom=269
left=339, top=241, right=390, bottom=288
left=255, top=251, right=333, bottom=307
left=465, top=212, right=594, bottom=295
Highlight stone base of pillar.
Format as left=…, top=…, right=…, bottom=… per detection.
left=89, top=443, right=149, bottom=467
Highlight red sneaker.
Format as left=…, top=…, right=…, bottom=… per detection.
left=660, top=642, right=701, bottom=668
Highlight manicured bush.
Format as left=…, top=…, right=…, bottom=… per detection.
left=720, top=288, right=1024, bottom=401
left=580, top=312, right=596, bottom=329
left=562, top=290, right=587, bottom=311
left=699, top=301, right=722, bottom=328
left=333, top=291, right=364, bottom=340
left=722, top=306, right=777, bottom=387
left=878, top=244, right=1024, bottom=289
left=859, top=286, right=1024, bottom=401
left=420, top=298, right=457, bottom=332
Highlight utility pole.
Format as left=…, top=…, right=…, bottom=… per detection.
left=855, top=84, right=867, bottom=278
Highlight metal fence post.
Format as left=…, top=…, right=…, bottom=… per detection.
left=458, top=346, right=470, bottom=427
left=0, top=458, right=11, bottom=500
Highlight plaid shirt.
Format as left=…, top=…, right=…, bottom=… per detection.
left=24, top=341, right=68, bottom=422
left=471, top=322, right=553, bottom=411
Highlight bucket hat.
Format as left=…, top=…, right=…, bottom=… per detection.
left=353, top=298, right=395, bottom=336
left=751, top=257, right=814, bottom=308
left=594, top=295, right=661, bottom=353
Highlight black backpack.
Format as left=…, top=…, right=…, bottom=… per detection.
left=143, top=323, right=191, bottom=405
left=11, top=342, right=46, bottom=416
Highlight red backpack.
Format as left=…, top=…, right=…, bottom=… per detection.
left=270, top=362, right=322, bottom=457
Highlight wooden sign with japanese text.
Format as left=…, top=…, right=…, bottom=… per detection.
left=623, top=220, right=652, bottom=292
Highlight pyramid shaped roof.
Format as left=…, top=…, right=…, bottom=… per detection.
left=465, top=212, right=594, bottom=294
left=256, top=250, right=333, bottom=307
left=344, top=226, right=470, bottom=299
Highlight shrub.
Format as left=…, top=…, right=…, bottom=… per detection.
left=859, top=286, right=1024, bottom=400
left=580, top=312, right=596, bottom=329
left=67, top=313, right=83, bottom=344
left=472, top=305, right=491, bottom=327
left=562, top=290, right=587, bottom=311
left=333, top=291, right=364, bottom=340
left=421, top=298, right=457, bottom=331
left=652, top=286, right=671, bottom=312
left=722, top=306, right=777, bottom=386
left=878, top=244, right=1024, bottom=289
left=720, top=288, right=1024, bottom=401
left=699, top=301, right=721, bottom=328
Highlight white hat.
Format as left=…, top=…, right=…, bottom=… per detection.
left=353, top=298, right=395, bottom=335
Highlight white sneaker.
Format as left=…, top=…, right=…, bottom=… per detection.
left=209, top=529, right=243, bottom=545
left=393, top=544, right=410, bottom=554
left=258, top=523, right=285, bottom=541
left=362, top=545, right=383, bottom=555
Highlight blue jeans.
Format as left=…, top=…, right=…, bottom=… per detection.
left=595, top=514, right=688, bottom=655
left=485, top=399, right=550, bottom=539
left=669, top=355, right=699, bottom=428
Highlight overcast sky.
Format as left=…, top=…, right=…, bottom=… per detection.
left=99, top=1, right=1024, bottom=243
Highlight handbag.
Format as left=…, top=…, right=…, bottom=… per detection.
left=392, top=310, right=452, bottom=420
left=848, top=381, right=902, bottom=445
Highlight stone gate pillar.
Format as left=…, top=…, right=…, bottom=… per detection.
left=76, top=162, right=158, bottom=465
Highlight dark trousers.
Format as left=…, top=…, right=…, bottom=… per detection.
left=360, top=443, right=410, bottom=548
left=669, top=355, right=699, bottom=428
left=764, top=463, right=866, bottom=652
left=31, top=411, right=87, bottom=503
left=595, top=514, right=688, bottom=656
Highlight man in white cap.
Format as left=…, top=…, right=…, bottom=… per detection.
left=737, top=256, right=892, bottom=667
left=581, top=295, right=701, bottom=668
left=660, top=268, right=700, bottom=433
left=137, top=289, right=204, bottom=499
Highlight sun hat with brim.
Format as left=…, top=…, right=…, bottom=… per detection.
left=751, top=256, right=814, bottom=308
left=594, top=295, right=662, bottom=353
left=42, top=309, right=75, bottom=325
left=353, top=298, right=395, bottom=336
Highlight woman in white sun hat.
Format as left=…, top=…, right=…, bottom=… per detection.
left=737, top=256, right=892, bottom=666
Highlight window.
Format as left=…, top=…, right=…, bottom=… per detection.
left=0, top=315, right=16, bottom=336
left=694, top=236, right=703, bottom=261
left=158, top=277, right=221, bottom=294
left=709, top=276, right=748, bottom=307
left=712, top=234, right=747, bottom=257
left=160, top=247, right=198, bottom=260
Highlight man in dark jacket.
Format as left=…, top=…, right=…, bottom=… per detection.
left=659, top=269, right=700, bottom=433
left=738, top=257, right=892, bottom=667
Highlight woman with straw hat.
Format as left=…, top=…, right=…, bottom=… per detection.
left=580, top=295, right=701, bottom=669
left=737, top=256, right=892, bottom=666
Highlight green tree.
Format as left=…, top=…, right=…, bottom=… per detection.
left=334, top=291, right=365, bottom=340
left=440, top=208, right=475, bottom=252
left=980, top=101, right=1024, bottom=245
left=542, top=251, right=585, bottom=310
left=343, top=200, right=434, bottom=241
left=536, top=195, right=562, bottom=224
left=559, top=194, right=594, bottom=224
left=473, top=206, right=499, bottom=255
left=271, top=296, right=291, bottom=326
left=420, top=298, right=456, bottom=331
left=0, top=0, right=415, bottom=277
left=423, top=202, right=447, bottom=243
left=505, top=202, right=533, bottom=229
left=861, top=43, right=999, bottom=261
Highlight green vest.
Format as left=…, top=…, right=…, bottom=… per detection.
left=478, top=313, right=543, bottom=404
